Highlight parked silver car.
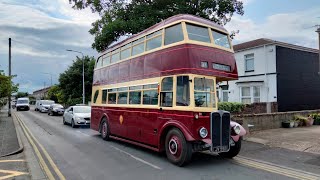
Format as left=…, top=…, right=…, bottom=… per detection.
left=63, top=105, right=91, bottom=128
left=37, top=100, right=55, bottom=113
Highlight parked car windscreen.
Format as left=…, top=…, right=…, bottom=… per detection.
left=17, top=100, right=28, bottom=104
left=53, top=104, right=63, bottom=108
left=42, top=101, right=55, bottom=105
left=73, top=106, right=91, bottom=113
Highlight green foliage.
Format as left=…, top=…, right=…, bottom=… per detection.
left=59, top=56, right=95, bottom=106
left=69, top=0, right=244, bottom=52
left=16, top=92, right=29, bottom=98
left=310, top=113, right=320, bottom=123
left=218, top=102, right=245, bottom=113
left=0, top=72, right=18, bottom=99
left=293, top=115, right=309, bottom=126
left=0, top=98, right=7, bottom=108
left=47, top=85, right=63, bottom=103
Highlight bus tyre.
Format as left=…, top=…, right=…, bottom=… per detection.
left=219, top=138, right=242, bottom=158
left=101, top=119, right=110, bottom=141
left=165, top=128, right=192, bottom=166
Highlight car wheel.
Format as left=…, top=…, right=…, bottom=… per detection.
left=16, top=108, right=19, bottom=111
left=63, top=117, right=67, bottom=125
left=165, top=128, right=192, bottom=166
left=219, top=138, right=242, bottom=158
left=101, top=118, right=110, bottom=141
left=71, top=119, right=77, bottom=128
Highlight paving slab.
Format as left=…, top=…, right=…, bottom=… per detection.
left=246, top=126, right=320, bottom=155
left=0, top=109, right=20, bottom=156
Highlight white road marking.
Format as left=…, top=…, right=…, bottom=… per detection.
left=109, top=145, right=162, bottom=170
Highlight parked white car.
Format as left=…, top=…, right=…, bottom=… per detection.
left=36, top=100, right=55, bottom=113
left=16, top=97, right=30, bottom=111
left=63, top=105, right=91, bottom=128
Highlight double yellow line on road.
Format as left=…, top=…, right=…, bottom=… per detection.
left=233, top=156, right=320, bottom=180
left=14, top=113, right=66, bottom=180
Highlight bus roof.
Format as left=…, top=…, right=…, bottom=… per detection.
left=103, top=14, right=227, bottom=53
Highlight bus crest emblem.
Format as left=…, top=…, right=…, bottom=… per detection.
left=119, top=115, right=124, bottom=125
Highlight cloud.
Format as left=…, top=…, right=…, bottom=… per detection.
left=240, top=0, right=255, bottom=6
left=0, top=1, right=99, bottom=93
left=226, top=7, right=320, bottom=48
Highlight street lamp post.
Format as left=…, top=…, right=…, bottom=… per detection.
left=66, top=49, right=85, bottom=104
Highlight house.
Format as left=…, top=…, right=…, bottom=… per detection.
left=32, top=86, right=51, bottom=100
left=218, top=38, right=320, bottom=112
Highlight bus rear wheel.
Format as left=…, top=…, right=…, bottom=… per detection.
left=165, top=128, right=192, bottom=166
left=101, top=118, right=110, bottom=141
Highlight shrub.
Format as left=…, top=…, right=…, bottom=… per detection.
left=310, top=113, right=320, bottom=121
left=218, top=102, right=245, bottom=113
left=293, top=115, right=308, bottom=126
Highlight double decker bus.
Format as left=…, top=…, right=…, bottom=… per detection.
left=91, top=14, right=246, bottom=166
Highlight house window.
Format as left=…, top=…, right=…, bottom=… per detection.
left=245, top=54, right=254, bottom=72
left=241, top=86, right=260, bottom=104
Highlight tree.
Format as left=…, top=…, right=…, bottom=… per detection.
left=0, top=71, right=18, bottom=99
left=59, top=56, right=95, bottom=106
left=69, top=0, right=244, bottom=52
left=47, top=85, right=63, bottom=104
left=16, top=92, right=29, bottom=98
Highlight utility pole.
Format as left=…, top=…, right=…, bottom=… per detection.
left=316, top=27, right=320, bottom=75
left=8, top=38, right=11, bottom=117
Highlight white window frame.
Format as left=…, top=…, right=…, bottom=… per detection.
left=240, top=86, right=260, bottom=104
left=245, top=54, right=254, bottom=72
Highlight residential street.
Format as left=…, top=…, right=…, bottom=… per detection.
left=11, top=107, right=320, bottom=180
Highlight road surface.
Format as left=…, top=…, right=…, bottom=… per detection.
left=13, top=107, right=320, bottom=180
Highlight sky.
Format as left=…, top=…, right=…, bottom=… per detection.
left=0, top=0, right=320, bottom=93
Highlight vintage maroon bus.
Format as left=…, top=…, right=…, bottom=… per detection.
left=91, top=14, right=246, bottom=166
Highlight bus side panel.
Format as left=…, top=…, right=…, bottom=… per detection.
left=125, top=108, right=140, bottom=142
left=139, top=109, right=159, bottom=146
left=91, top=106, right=101, bottom=132
left=107, top=108, right=127, bottom=138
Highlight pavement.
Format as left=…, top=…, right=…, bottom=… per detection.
left=0, top=106, right=31, bottom=179
left=246, top=125, right=320, bottom=155
left=0, top=109, right=21, bottom=157
left=10, top=106, right=320, bottom=180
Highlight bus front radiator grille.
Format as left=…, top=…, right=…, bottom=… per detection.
left=210, top=111, right=230, bottom=152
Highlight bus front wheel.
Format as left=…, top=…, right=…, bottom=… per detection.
left=165, top=128, right=192, bottom=166
left=219, top=138, right=242, bottom=158
left=101, top=118, right=110, bottom=141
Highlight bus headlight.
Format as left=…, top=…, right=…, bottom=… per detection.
left=199, top=127, right=208, bottom=138
left=233, top=125, right=241, bottom=135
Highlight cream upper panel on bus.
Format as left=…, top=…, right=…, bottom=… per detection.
left=95, top=21, right=233, bottom=70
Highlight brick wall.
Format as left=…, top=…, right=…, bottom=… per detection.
left=233, top=102, right=278, bottom=115
left=232, top=109, right=320, bottom=133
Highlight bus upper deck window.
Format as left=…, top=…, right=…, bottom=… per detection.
left=164, top=23, right=184, bottom=45
left=212, top=30, right=231, bottom=49
left=186, top=23, right=210, bottom=43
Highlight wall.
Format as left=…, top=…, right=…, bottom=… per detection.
left=219, top=44, right=278, bottom=103
left=232, top=109, right=320, bottom=133
left=233, top=102, right=278, bottom=115
left=276, top=46, right=320, bottom=111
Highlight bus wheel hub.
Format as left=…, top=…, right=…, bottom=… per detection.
left=103, top=123, right=107, bottom=136
left=169, top=138, right=179, bottom=155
